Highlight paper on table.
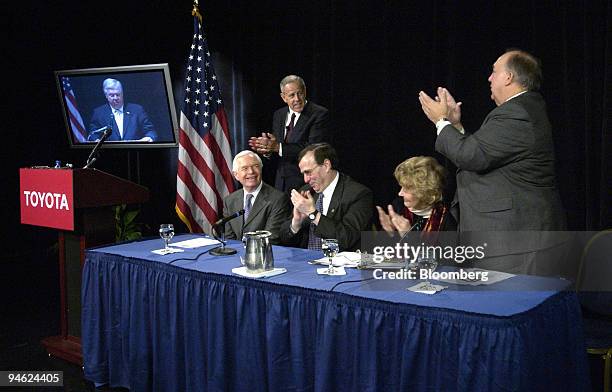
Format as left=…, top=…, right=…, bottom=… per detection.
left=171, top=237, right=220, bottom=249
left=407, top=281, right=447, bottom=295
left=434, top=268, right=515, bottom=286
left=311, top=252, right=361, bottom=267
left=151, top=247, right=185, bottom=255
left=232, top=266, right=287, bottom=278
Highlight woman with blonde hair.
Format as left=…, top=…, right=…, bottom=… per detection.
left=376, top=156, right=456, bottom=235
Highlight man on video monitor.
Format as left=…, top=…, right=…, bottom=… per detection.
left=88, top=78, right=157, bottom=142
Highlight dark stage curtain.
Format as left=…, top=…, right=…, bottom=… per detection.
left=5, top=1, right=611, bottom=245
left=211, top=1, right=611, bottom=230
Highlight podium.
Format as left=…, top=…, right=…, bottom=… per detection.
left=20, top=168, right=149, bottom=364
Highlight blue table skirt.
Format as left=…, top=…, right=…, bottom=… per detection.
left=82, top=236, right=590, bottom=391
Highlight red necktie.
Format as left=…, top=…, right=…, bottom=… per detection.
left=284, top=113, right=296, bottom=142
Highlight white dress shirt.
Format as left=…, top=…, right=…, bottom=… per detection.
left=279, top=106, right=303, bottom=157
left=243, top=181, right=263, bottom=209
left=112, top=106, right=124, bottom=139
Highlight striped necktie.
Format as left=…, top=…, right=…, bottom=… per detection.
left=307, top=193, right=324, bottom=250
left=244, top=193, right=253, bottom=220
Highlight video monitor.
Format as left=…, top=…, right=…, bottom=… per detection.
left=55, top=63, right=179, bottom=148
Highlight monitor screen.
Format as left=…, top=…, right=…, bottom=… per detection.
left=55, top=63, right=179, bottom=148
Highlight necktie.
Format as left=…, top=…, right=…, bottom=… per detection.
left=284, top=113, right=296, bottom=142
left=244, top=193, right=253, bottom=220
left=307, top=193, right=324, bottom=250
left=113, top=109, right=124, bottom=138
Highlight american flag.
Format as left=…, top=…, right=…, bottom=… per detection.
left=62, top=77, right=87, bottom=142
left=176, top=9, right=235, bottom=233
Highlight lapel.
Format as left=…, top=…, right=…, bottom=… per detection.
left=244, top=184, right=268, bottom=226
left=227, top=189, right=245, bottom=235
left=277, top=109, right=289, bottom=139
left=122, top=106, right=133, bottom=140
left=231, top=189, right=245, bottom=211
left=288, top=103, right=311, bottom=142
left=105, top=106, right=121, bottom=141
left=325, top=173, right=344, bottom=219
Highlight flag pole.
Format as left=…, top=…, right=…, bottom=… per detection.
left=192, top=1, right=202, bottom=23
left=176, top=0, right=235, bottom=233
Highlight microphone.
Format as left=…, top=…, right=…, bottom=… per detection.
left=87, top=125, right=112, bottom=141
left=83, top=127, right=112, bottom=169
left=213, top=209, right=245, bottom=227
left=210, top=209, right=244, bottom=256
left=399, top=218, right=424, bottom=242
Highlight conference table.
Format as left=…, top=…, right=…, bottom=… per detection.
left=81, top=234, right=590, bottom=391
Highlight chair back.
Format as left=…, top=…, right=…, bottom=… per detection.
left=575, top=230, right=612, bottom=316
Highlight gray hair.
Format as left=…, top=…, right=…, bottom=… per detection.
left=232, top=150, right=263, bottom=172
left=102, top=78, right=123, bottom=95
left=279, top=75, right=306, bottom=92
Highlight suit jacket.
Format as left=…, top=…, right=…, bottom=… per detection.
left=223, top=182, right=291, bottom=244
left=435, top=91, right=566, bottom=232
left=89, top=103, right=157, bottom=141
left=279, top=173, right=373, bottom=251
left=271, top=101, right=330, bottom=192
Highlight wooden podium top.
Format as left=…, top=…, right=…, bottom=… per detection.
left=20, top=167, right=149, bottom=231
left=72, top=168, right=149, bottom=208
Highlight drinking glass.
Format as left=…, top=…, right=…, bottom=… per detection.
left=417, top=256, right=438, bottom=272
left=322, top=239, right=340, bottom=275
left=159, top=224, right=175, bottom=252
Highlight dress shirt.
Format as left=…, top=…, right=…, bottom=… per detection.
left=243, top=180, right=263, bottom=208
left=279, top=106, right=303, bottom=157
left=112, top=106, right=124, bottom=139
left=320, top=171, right=339, bottom=215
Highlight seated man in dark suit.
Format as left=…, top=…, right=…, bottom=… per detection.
left=248, top=75, right=330, bottom=193
left=280, top=143, right=373, bottom=251
left=223, top=150, right=291, bottom=244
left=88, top=78, right=157, bottom=142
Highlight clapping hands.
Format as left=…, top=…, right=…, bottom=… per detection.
left=248, top=132, right=279, bottom=155
left=289, top=189, right=316, bottom=231
left=418, top=87, right=462, bottom=128
left=376, top=205, right=412, bottom=237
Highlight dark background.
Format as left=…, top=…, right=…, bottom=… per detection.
left=2, top=0, right=610, bottom=377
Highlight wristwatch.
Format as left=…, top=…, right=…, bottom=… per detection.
left=308, top=210, right=319, bottom=221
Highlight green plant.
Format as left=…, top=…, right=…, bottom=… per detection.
left=114, top=204, right=143, bottom=242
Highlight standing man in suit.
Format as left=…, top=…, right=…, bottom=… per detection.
left=418, top=49, right=567, bottom=273
left=249, top=75, right=330, bottom=193
left=280, top=143, right=373, bottom=251
left=223, top=150, right=291, bottom=244
left=418, top=49, right=565, bottom=231
left=88, top=78, right=157, bottom=142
